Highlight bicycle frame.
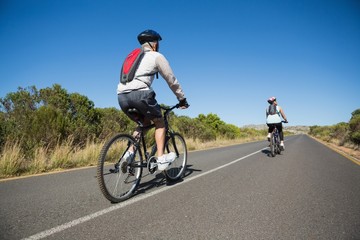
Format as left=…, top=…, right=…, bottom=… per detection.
left=273, top=128, right=281, bottom=147
left=128, top=104, right=180, bottom=168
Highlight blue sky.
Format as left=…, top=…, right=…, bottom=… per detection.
left=1, top=0, right=359, bottom=127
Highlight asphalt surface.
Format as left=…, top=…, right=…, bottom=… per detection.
left=1, top=134, right=360, bottom=240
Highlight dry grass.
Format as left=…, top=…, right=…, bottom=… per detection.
left=0, top=139, right=104, bottom=179
left=0, top=135, right=283, bottom=179
left=0, top=142, right=26, bottom=177
left=186, top=136, right=264, bottom=151
left=71, top=139, right=102, bottom=167
left=29, top=146, right=49, bottom=174
left=2, top=133, right=358, bottom=180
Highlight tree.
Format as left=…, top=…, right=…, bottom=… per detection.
left=39, top=84, right=102, bottom=146
left=218, top=124, right=241, bottom=139
left=197, top=113, right=225, bottom=133
left=174, top=116, right=195, bottom=138
left=349, top=109, right=360, bottom=145
left=97, top=107, right=133, bottom=139
left=67, top=92, right=101, bottom=145
left=39, top=84, right=70, bottom=114
left=0, top=86, right=40, bottom=154
left=351, top=109, right=360, bottom=117
left=0, top=111, right=9, bottom=149
left=0, top=84, right=105, bottom=156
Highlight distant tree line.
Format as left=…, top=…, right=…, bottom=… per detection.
left=309, top=109, right=360, bottom=147
left=0, top=84, right=256, bottom=161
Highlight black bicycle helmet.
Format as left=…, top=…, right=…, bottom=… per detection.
left=137, top=29, right=162, bottom=44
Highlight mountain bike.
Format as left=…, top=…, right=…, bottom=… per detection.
left=97, top=104, right=187, bottom=203
left=269, top=121, right=287, bottom=157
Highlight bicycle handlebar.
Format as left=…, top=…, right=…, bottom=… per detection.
left=160, top=105, right=178, bottom=120
left=161, top=104, right=179, bottom=111
left=161, top=103, right=190, bottom=119
left=161, top=102, right=190, bottom=111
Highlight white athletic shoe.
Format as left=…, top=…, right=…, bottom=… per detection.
left=157, top=152, right=176, bottom=171
left=280, top=142, right=285, bottom=150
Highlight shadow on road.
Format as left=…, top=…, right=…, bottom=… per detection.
left=133, top=164, right=202, bottom=198
left=262, top=149, right=273, bottom=157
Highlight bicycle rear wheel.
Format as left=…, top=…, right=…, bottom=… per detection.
left=274, top=133, right=282, bottom=155
left=270, top=133, right=276, bottom=157
left=97, top=134, right=143, bottom=203
left=164, top=133, right=187, bottom=182
left=276, top=138, right=282, bottom=155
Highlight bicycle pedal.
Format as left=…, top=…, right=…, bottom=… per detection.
left=109, top=168, right=119, bottom=173
left=110, top=164, right=120, bottom=173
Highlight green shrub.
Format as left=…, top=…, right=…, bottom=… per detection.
left=349, top=111, right=360, bottom=145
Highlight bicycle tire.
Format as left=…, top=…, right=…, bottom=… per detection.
left=275, top=134, right=282, bottom=155
left=270, top=133, right=276, bottom=157
left=164, top=133, right=187, bottom=182
left=276, top=142, right=282, bottom=154
left=97, top=134, right=143, bottom=203
left=277, top=141, right=282, bottom=154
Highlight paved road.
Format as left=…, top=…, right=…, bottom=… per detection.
left=1, top=134, right=360, bottom=240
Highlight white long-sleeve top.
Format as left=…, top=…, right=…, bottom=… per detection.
left=117, top=46, right=185, bottom=101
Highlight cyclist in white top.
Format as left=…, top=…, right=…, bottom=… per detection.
left=266, top=97, right=288, bottom=149
left=117, top=29, right=189, bottom=170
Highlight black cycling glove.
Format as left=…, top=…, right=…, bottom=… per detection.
left=179, top=98, right=189, bottom=108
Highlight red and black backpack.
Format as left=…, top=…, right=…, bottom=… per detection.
left=120, top=48, right=145, bottom=84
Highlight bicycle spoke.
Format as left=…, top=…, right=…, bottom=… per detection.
left=164, top=133, right=187, bottom=181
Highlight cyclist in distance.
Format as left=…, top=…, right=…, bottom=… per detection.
left=266, top=97, right=288, bottom=150
left=117, top=29, right=189, bottom=171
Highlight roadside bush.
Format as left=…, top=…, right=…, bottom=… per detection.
left=309, top=125, right=333, bottom=142
left=330, top=122, right=348, bottom=146
left=349, top=110, right=360, bottom=145
left=309, top=108, right=360, bottom=148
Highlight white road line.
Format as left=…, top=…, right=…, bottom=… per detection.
left=22, top=147, right=266, bottom=240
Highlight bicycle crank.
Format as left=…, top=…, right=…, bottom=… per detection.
left=147, top=156, right=158, bottom=174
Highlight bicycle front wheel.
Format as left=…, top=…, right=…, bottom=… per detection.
left=97, top=134, right=142, bottom=203
left=164, top=133, right=187, bottom=182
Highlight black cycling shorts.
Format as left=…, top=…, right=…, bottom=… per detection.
left=267, top=123, right=283, bottom=133
left=118, top=89, right=162, bottom=121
